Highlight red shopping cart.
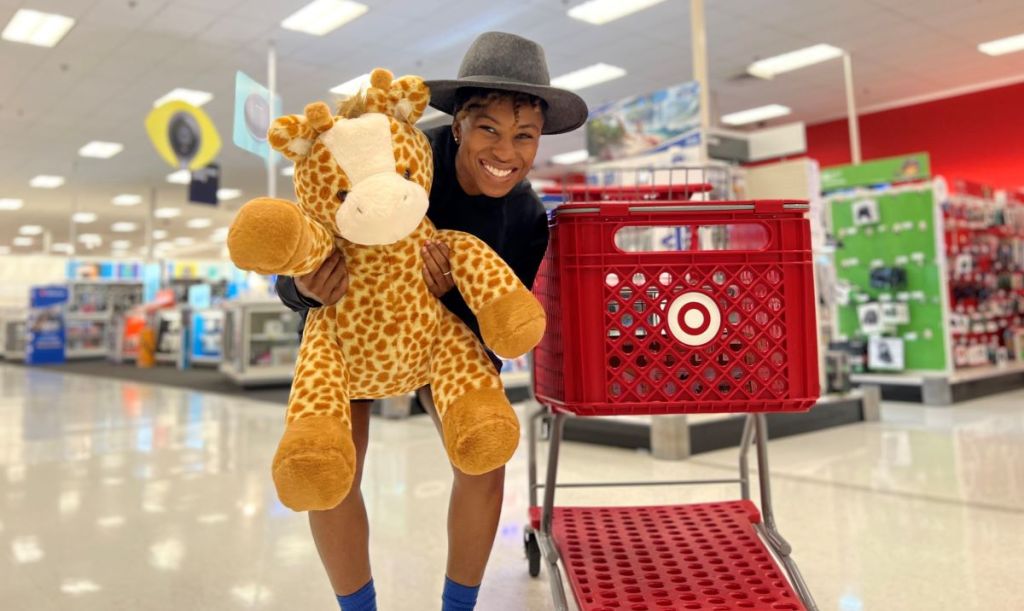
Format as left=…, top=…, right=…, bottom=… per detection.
left=524, top=175, right=820, bottom=611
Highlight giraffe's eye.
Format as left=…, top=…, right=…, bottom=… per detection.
left=337, top=190, right=348, bottom=202
left=403, top=168, right=412, bottom=180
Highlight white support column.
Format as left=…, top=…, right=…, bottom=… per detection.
left=690, top=0, right=711, bottom=163
left=147, top=186, right=157, bottom=261
left=267, top=41, right=277, bottom=199
left=842, top=53, right=862, bottom=164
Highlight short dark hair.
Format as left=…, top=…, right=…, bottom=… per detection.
left=452, top=87, right=547, bottom=126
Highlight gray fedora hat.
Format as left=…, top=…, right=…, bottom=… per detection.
left=425, top=32, right=589, bottom=135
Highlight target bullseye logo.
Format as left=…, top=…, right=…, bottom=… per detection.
left=667, top=292, right=721, bottom=347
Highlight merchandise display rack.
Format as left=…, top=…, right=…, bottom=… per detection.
left=0, top=307, right=27, bottom=362
left=152, top=308, right=183, bottom=365
left=64, top=280, right=143, bottom=359
left=824, top=155, right=1024, bottom=404
left=220, top=300, right=301, bottom=386
left=190, top=308, right=225, bottom=366
left=943, top=182, right=1024, bottom=369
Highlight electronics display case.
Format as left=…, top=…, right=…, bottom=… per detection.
left=220, top=301, right=301, bottom=386
left=64, top=280, right=143, bottom=359
left=943, top=183, right=1024, bottom=369
left=1, top=308, right=27, bottom=362
left=190, top=309, right=225, bottom=365
left=152, top=308, right=183, bottom=365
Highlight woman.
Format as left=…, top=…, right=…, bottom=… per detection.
left=276, top=32, right=588, bottom=611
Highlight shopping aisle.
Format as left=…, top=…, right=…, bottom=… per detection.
left=1, top=364, right=1022, bottom=610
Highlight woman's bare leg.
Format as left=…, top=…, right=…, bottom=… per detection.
left=308, top=400, right=374, bottom=595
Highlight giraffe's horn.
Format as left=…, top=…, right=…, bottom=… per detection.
left=304, top=102, right=334, bottom=134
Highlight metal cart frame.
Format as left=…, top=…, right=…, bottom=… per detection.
left=523, top=406, right=818, bottom=610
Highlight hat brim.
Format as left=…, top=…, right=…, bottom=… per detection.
left=424, top=76, right=588, bottom=135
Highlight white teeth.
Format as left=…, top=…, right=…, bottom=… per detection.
left=483, top=162, right=513, bottom=178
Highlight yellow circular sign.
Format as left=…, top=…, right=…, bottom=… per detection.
left=145, top=101, right=221, bottom=171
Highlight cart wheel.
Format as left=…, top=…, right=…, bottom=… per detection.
left=524, top=528, right=541, bottom=577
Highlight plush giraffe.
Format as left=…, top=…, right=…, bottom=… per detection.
left=227, top=69, right=546, bottom=512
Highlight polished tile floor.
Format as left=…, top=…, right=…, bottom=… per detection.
left=1, top=364, right=1022, bottom=610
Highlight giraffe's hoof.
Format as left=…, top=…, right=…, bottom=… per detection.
left=271, top=415, right=356, bottom=511
left=442, top=387, right=520, bottom=475
left=478, top=287, right=547, bottom=358
left=227, top=197, right=314, bottom=275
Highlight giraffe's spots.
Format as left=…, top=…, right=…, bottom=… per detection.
left=318, top=150, right=330, bottom=163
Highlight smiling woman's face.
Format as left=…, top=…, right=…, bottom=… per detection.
left=452, top=95, right=544, bottom=197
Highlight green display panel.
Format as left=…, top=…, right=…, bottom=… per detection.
left=830, top=187, right=948, bottom=371
left=821, top=152, right=930, bottom=191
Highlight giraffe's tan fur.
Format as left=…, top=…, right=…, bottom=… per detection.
left=227, top=68, right=546, bottom=511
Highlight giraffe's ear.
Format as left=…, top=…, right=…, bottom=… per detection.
left=365, top=67, right=430, bottom=124
left=267, top=114, right=316, bottom=161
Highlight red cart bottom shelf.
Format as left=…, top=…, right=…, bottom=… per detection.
left=531, top=501, right=805, bottom=611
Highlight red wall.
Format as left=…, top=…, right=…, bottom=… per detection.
left=805, top=81, right=1024, bottom=189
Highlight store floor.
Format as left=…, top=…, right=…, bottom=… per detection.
left=1, top=364, right=1022, bottom=610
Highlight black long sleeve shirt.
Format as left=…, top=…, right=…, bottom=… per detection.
left=275, top=125, right=550, bottom=355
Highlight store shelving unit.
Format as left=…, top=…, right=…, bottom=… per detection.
left=824, top=157, right=1024, bottom=404
left=220, top=301, right=301, bottom=386
left=943, top=182, right=1024, bottom=369
left=190, top=309, right=225, bottom=366
left=1, top=308, right=27, bottom=362
left=153, top=309, right=183, bottom=365
left=64, top=280, right=143, bottom=359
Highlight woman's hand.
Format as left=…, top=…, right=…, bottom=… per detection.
left=422, top=240, right=455, bottom=298
left=295, top=250, right=349, bottom=306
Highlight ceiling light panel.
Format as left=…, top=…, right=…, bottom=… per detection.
left=2, top=9, right=75, bottom=47
left=329, top=73, right=370, bottom=96
left=153, top=88, right=213, bottom=108
left=30, top=175, right=65, bottom=189
left=568, top=0, right=667, bottom=25
left=747, top=44, right=844, bottom=79
left=551, top=63, right=626, bottom=91
left=79, top=141, right=123, bottom=159
left=187, top=218, right=212, bottom=229
left=0, top=199, right=24, bottom=211
left=978, top=32, right=1024, bottom=56
left=166, top=170, right=190, bottom=184
left=721, top=104, right=792, bottom=126
left=112, top=194, right=142, bottom=206
left=282, top=0, right=368, bottom=36
left=72, top=212, right=97, bottom=224
left=155, top=207, right=181, bottom=219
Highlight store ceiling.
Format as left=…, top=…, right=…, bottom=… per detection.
left=2, top=0, right=1023, bottom=257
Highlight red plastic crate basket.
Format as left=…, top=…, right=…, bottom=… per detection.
left=533, top=196, right=819, bottom=416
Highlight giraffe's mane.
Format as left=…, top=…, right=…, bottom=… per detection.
left=336, top=92, right=369, bottom=120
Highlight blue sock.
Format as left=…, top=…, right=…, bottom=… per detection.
left=442, top=576, right=479, bottom=611
left=336, top=579, right=376, bottom=611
